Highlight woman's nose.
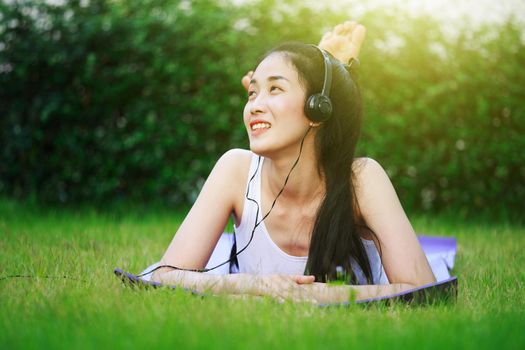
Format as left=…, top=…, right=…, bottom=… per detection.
left=249, top=95, right=267, bottom=115
left=250, top=105, right=263, bottom=115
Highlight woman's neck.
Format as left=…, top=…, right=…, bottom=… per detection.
left=263, top=138, right=324, bottom=202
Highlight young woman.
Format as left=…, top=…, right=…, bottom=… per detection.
left=150, top=22, right=436, bottom=303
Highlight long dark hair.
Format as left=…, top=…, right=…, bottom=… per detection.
left=264, top=43, right=377, bottom=284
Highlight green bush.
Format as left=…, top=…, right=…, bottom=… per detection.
left=1, top=0, right=523, bottom=217
left=357, top=11, right=525, bottom=216
left=0, top=0, right=328, bottom=204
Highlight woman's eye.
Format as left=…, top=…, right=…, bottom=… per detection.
left=270, top=86, right=282, bottom=93
left=248, top=90, right=256, bottom=98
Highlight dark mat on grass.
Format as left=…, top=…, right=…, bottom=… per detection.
left=114, top=268, right=458, bottom=306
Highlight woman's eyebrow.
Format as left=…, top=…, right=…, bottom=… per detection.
left=268, top=75, right=289, bottom=82
left=250, top=75, right=290, bottom=85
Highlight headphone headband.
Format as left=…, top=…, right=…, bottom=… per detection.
left=305, top=45, right=333, bottom=123
left=317, top=46, right=332, bottom=97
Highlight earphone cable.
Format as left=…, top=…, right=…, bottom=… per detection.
left=139, top=125, right=313, bottom=277
left=0, top=274, right=89, bottom=283
left=0, top=127, right=314, bottom=282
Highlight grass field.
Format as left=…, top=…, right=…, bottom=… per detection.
left=1, top=199, right=524, bottom=349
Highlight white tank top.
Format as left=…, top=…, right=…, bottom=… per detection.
left=234, top=154, right=389, bottom=284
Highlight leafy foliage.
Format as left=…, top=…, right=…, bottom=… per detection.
left=357, top=10, right=525, bottom=216
left=1, top=0, right=523, bottom=216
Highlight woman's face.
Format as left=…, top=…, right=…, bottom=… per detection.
left=243, top=53, right=311, bottom=157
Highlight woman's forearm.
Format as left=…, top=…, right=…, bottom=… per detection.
left=151, top=269, right=267, bottom=296
left=306, top=283, right=415, bottom=303
left=277, top=282, right=416, bottom=304
left=152, top=271, right=322, bottom=301
left=151, top=269, right=416, bottom=303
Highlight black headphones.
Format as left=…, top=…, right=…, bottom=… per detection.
left=305, top=45, right=333, bottom=123
left=136, top=45, right=334, bottom=279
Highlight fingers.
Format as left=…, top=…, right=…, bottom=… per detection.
left=342, top=20, right=357, bottom=35
left=277, top=276, right=318, bottom=303
left=241, top=71, right=253, bottom=91
left=352, top=24, right=366, bottom=48
left=248, top=275, right=322, bottom=304
left=294, top=275, right=315, bottom=284
left=348, top=24, right=367, bottom=59
left=318, top=20, right=367, bottom=63
left=333, top=23, right=344, bottom=35
left=334, top=20, right=357, bottom=36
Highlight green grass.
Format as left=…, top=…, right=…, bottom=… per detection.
left=1, top=199, right=524, bottom=349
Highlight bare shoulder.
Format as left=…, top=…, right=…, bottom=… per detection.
left=352, top=156, right=381, bottom=171
left=351, top=157, right=398, bottom=218
left=216, top=148, right=252, bottom=179
left=214, top=149, right=253, bottom=214
left=352, top=157, right=390, bottom=189
left=218, top=148, right=252, bottom=166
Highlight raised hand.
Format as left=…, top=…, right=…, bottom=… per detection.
left=241, top=21, right=367, bottom=91
left=319, top=20, right=366, bottom=64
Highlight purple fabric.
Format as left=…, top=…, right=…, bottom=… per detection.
left=418, top=235, right=457, bottom=265
left=417, top=235, right=457, bottom=282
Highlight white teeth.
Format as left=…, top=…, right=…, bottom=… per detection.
left=251, top=123, right=271, bottom=131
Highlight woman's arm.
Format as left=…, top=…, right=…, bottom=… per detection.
left=153, top=159, right=433, bottom=304
left=303, top=282, right=416, bottom=303
left=153, top=269, right=415, bottom=304
left=154, top=149, right=251, bottom=274
left=153, top=269, right=319, bottom=302
left=353, top=158, right=436, bottom=287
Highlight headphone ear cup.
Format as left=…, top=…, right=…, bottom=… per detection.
left=305, top=94, right=333, bottom=123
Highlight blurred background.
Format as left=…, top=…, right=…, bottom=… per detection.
left=1, top=0, right=524, bottom=220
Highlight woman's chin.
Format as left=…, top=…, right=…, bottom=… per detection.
left=248, top=141, right=274, bottom=157
left=249, top=145, right=270, bottom=157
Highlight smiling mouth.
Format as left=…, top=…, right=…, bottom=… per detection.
left=250, top=122, right=272, bottom=131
